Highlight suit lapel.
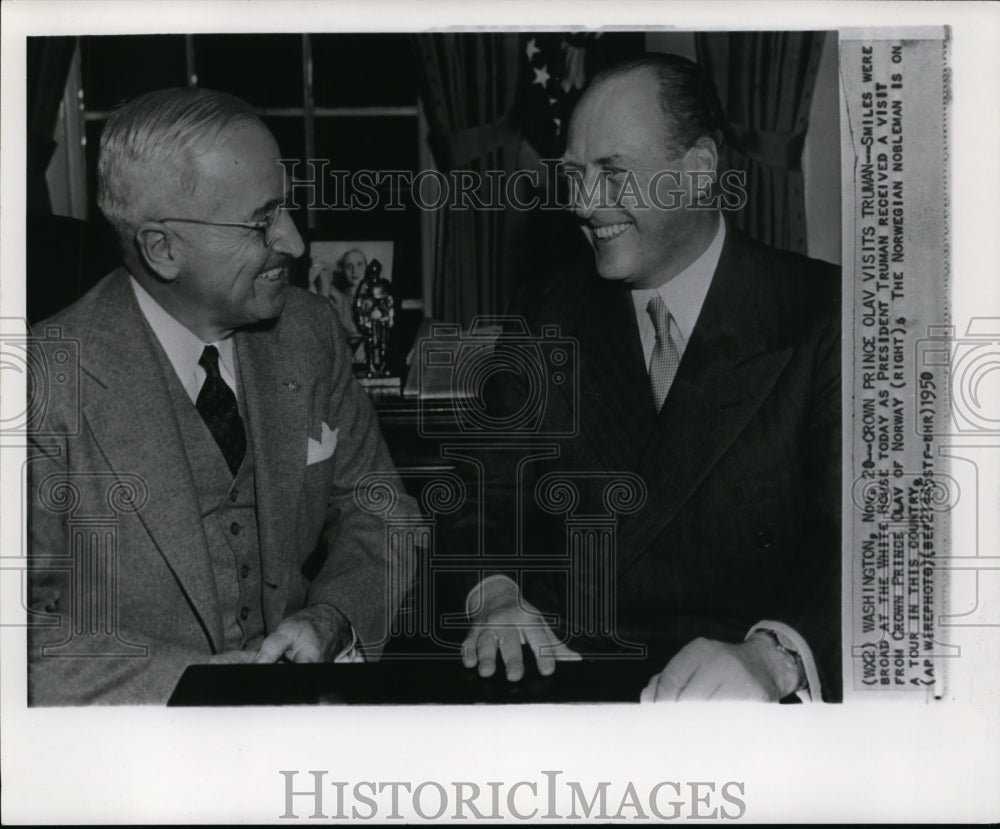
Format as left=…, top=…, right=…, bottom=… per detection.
left=563, top=281, right=658, bottom=471
left=615, top=228, right=794, bottom=572
left=79, top=271, right=224, bottom=649
left=237, top=323, right=309, bottom=630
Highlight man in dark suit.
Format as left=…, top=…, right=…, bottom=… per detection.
left=461, top=54, right=841, bottom=701
left=27, top=88, right=414, bottom=704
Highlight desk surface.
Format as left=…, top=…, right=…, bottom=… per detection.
left=168, top=655, right=656, bottom=706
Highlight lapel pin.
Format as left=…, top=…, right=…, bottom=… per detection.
left=284, top=381, right=300, bottom=393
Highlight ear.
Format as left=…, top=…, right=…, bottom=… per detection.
left=685, top=137, right=719, bottom=201
left=689, top=136, right=719, bottom=174
left=135, top=222, right=183, bottom=281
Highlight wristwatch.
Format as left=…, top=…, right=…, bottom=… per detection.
left=753, top=628, right=806, bottom=693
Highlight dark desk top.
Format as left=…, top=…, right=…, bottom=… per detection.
left=168, top=655, right=655, bottom=706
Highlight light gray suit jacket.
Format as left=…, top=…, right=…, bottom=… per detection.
left=27, top=269, right=414, bottom=705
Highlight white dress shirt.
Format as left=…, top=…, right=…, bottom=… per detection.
left=129, top=276, right=239, bottom=403
left=630, top=213, right=725, bottom=368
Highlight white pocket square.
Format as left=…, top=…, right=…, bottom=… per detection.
left=307, top=422, right=338, bottom=465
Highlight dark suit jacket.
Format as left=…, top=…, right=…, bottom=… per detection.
left=27, top=270, right=414, bottom=705
left=460, top=223, right=842, bottom=700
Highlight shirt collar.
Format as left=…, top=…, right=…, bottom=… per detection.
left=631, top=214, right=726, bottom=346
left=129, top=275, right=236, bottom=401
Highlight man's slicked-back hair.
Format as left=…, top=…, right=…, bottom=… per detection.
left=97, top=87, right=261, bottom=251
left=590, top=53, right=730, bottom=157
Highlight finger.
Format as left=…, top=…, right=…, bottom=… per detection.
left=552, top=642, right=582, bottom=661
left=653, top=643, right=707, bottom=701
left=475, top=630, right=500, bottom=678
left=675, top=663, right=722, bottom=700
left=288, top=638, right=323, bottom=664
left=706, top=674, right=768, bottom=701
left=679, top=672, right=721, bottom=700
left=640, top=676, right=657, bottom=703
left=497, top=632, right=525, bottom=681
left=651, top=662, right=691, bottom=701
left=707, top=680, right=748, bottom=701
left=275, top=620, right=323, bottom=663
left=461, top=632, right=479, bottom=668
left=523, top=623, right=558, bottom=676
left=255, top=630, right=292, bottom=664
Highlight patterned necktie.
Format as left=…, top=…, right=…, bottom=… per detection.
left=196, top=345, right=246, bottom=476
left=647, top=294, right=681, bottom=412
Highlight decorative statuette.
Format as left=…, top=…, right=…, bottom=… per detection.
left=352, top=258, right=395, bottom=378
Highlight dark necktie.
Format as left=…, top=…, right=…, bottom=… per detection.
left=196, top=345, right=246, bottom=476
left=647, top=294, right=681, bottom=412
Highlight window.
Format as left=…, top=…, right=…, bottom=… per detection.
left=73, top=33, right=426, bottom=304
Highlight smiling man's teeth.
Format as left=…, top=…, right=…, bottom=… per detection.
left=592, top=222, right=631, bottom=241
left=257, top=267, right=284, bottom=282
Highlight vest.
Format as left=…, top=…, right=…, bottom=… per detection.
left=153, top=341, right=267, bottom=652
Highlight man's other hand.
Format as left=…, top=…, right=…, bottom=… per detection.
left=640, top=634, right=804, bottom=702
left=255, top=603, right=352, bottom=664
left=462, top=579, right=580, bottom=681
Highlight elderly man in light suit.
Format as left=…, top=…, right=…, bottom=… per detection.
left=27, top=88, right=414, bottom=705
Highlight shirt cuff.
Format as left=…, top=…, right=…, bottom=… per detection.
left=465, top=575, right=519, bottom=618
left=746, top=620, right=822, bottom=702
left=332, top=627, right=364, bottom=663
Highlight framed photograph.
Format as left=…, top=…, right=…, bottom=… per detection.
left=307, top=240, right=394, bottom=298
left=308, top=240, right=395, bottom=367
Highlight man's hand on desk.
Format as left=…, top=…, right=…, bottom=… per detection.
left=462, top=577, right=580, bottom=681
left=255, top=603, right=354, bottom=664
left=640, top=633, right=805, bottom=702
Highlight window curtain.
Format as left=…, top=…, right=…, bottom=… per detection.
left=27, top=36, right=77, bottom=216
left=411, top=34, right=522, bottom=327
left=696, top=32, right=826, bottom=255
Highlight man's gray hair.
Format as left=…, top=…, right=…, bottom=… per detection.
left=97, top=87, right=260, bottom=250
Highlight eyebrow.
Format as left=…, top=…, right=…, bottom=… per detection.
left=594, top=154, right=632, bottom=168
left=558, top=153, right=634, bottom=170
left=251, top=195, right=285, bottom=220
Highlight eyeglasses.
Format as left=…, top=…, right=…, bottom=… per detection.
left=159, top=207, right=285, bottom=247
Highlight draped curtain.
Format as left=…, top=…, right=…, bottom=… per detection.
left=697, top=32, right=826, bottom=254
left=27, top=36, right=77, bottom=215
left=411, top=34, right=522, bottom=327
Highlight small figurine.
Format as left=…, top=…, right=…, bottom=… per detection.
left=352, top=258, right=395, bottom=378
